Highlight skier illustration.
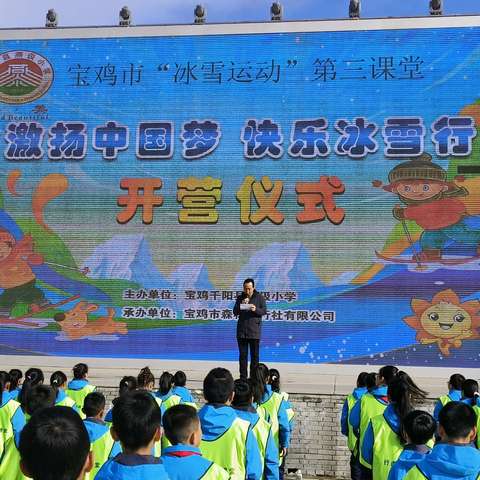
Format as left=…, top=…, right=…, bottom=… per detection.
left=373, top=153, right=480, bottom=263
left=0, top=229, right=48, bottom=318
left=0, top=171, right=110, bottom=322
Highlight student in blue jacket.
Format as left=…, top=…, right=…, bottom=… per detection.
left=8, top=369, right=23, bottom=401
left=19, top=406, right=93, bottom=480
left=388, top=410, right=436, bottom=480
left=82, top=391, right=121, bottom=478
left=198, top=367, right=263, bottom=479
left=233, top=378, right=279, bottom=480
left=433, top=373, right=464, bottom=421
left=96, top=390, right=170, bottom=480
left=161, top=404, right=229, bottom=479
left=461, top=379, right=480, bottom=407
left=404, top=402, right=480, bottom=480
left=172, top=370, right=196, bottom=405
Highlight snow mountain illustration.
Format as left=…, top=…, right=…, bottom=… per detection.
left=168, top=263, right=213, bottom=291
left=234, top=242, right=322, bottom=291
left=82, top=234, right=170, bottom=289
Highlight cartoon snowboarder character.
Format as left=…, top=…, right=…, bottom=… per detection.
left=0, top=228, right=49, bottom=318
left=373, top=152, right=480, bottom=262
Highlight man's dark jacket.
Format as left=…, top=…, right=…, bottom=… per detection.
left=233, top=290, right=267, bottom=340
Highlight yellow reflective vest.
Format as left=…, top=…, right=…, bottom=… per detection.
left=200, top=416, right=251, bottom=480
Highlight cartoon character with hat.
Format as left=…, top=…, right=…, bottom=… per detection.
left=0, top=228, right=48, bottom=318
left=373, top=153, right=480, bottom=262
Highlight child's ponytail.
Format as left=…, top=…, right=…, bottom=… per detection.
left=137, top=366, right=155, bottom=389
left=268, top=368, right=281, bottom=393
left=159, top=371, right=174, bottom=396
left=0, top=371, right=11, bottom=405
left=8, top=369, right=22, bottom=392
left=19, top=368, right=44, bottom=410
left=50, top=371, right=67, bottom=394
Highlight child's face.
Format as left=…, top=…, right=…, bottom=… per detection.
left=394, top=180, right=447, bottom=201
left=0, top=241, right=12, bottom=261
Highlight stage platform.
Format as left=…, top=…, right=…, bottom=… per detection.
left=1, top=355, right=478, bottom=396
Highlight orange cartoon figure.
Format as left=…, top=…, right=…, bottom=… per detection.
left=54, top=301, right=127, bottom=340
left=404, top=289, right=480, bottom=355
left=372, top=152, right=480, bottom=262
left=0, top=228, right=48, bottom=318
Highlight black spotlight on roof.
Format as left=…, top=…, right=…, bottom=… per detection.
left=430, top=0, right=442, bottom=15
left=271, top=2, right=283, bottom=21
left=194, top=4, right=206, bottom=24
left=45, top=9, right=58, bottom=28
left=119, top=6, right=132, bottom=26
left=349, top=0, right=360, bottom=19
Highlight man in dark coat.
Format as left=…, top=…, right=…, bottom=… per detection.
left=233, top=278, right=267, bottom=379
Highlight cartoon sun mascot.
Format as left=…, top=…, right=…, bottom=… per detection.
left=404, top=289, right=480, bottom=355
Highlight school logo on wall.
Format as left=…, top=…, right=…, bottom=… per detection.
left=0, top=51, right=53, bottom=104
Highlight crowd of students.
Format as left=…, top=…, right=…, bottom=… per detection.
left=341, top=367, right=480, bottom=480
left=0, top=361, right=294, bottom=480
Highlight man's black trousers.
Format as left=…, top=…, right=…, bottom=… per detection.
left=237, top=338, right=260, bottom=379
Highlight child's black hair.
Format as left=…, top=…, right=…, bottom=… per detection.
left=19, top=368, right=44, bottom=410
left=357, top=372, right=369, bottom=388
left=24, top=385, right=56, bottom=416
left=19, top=406, right=90, bottom=480
left=137, top=366, right=155, bottom=389
left=72, top=363, right=88, bottom=380
left=0, top=371, right=11, bottom=404
left=173, top=371, right=187, bottom=387
left=387, top=377, right=414, bottom=424
left=378, top=365, right=399, bottom=385
left=163, top=404, right=198, bottom=445
left=397, top=371, right=428, bottom=403
left=449, top=373, right=466, bottom=391
left=439, top=401, right=477, bottom=440
left=401, top=410, right=436, bottom=445
left=83, top=391, right=106, bottom=418
left=268, top=368, right=281, bottom=393
left=203, top=367, right=234, bottom=404
left=119, top=376, right=137, bottom=396
left=251, top=363, right=270, bottom=399
left=158, top=371, right=174, bottom=396
left=462, top=379, right=479, bottom=399
left=111, top=390, right=161, bottom=451
left=232, top=378, right=253, bottom=407
left=365, top=372, right=377, bottom=390
left=50, top=371, right=67, bottom=393
left=9, top=368, right=22, bottom=392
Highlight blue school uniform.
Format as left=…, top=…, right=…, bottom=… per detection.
left=55, top=388, right=79, bottom=411
left=198, top=403, right=263, bottom=479
left=433, top=390, right=462, bottom=420
left=405, top=443, right=480, bottom=479
left=361, top=403, right=401, bottom=468
left=8, top=388, right=21, bottom=402
left=4, top=389, right=18, bottom=402
left=161, top=444, right=229, bottom=479
left=95, top=453, right=170, bottom=480
left=83, top=417, right=121, bottom=476
left=0, top=397, right=26, bottom=479
left=104, top=407, right=113, bottom=423
left=341, top=386, right=368, bottom=437
left=349, top=385, right=389, bottom=438
left=260, top=385, right=291, bottom=449
left=234, top=405, right=279, bottom=480
left=388, top=445, right=431, bottom=480
left=172, top=385, right=195, bottom=403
